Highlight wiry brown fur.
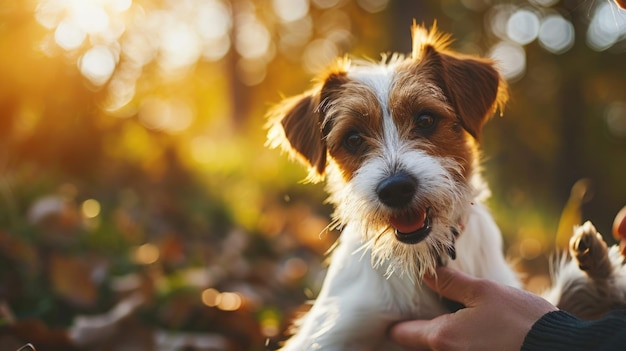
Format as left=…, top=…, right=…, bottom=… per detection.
left=267, top=24, right=507, bottom=183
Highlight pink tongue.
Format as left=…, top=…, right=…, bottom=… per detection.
left=390, top=209, right=427, bottom=234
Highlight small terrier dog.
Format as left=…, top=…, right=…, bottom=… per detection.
left=267, top=23, right=626, bottom=350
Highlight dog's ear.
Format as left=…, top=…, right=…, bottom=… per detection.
left=436, top=50, right=507, bottom=140
left=411, top=24, right=507, bottom=140
left=266, top=66, right=349, bottom=181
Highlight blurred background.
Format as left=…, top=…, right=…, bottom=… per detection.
left=0, top=0, right=625, bottom=350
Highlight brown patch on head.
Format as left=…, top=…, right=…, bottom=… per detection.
left=268, top=23, right=507, bottom=183
left=410, top=23, right=507, bottom=141
left=323, top=81, right=384, bottom=180
left=383, top=23, right=507, bottom=177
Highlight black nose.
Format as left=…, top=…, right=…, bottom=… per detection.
left=376, top=172, right=417, bottom=208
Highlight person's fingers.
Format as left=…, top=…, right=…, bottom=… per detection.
left=613, top=205, right=626, bottom=240
left=613, top=206, right=626, bottom=256
left=389, top=319, right=441, bottom=351
left=424, top=266, right=491, bottom=306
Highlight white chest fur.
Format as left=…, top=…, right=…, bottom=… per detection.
left=280, top=201, right=520, bottom=351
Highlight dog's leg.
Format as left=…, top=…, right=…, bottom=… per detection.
left=570, top=221, right=612, bottom=280
left=545, top=221, right=626, bottom=320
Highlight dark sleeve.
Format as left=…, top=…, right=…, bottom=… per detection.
left=521, top=309, right=626, bottom=351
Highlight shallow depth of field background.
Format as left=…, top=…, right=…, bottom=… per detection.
left=1, top=0, right=625, bottom=350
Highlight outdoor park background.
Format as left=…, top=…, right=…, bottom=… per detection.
left=0, top=0, right=625, bottom=350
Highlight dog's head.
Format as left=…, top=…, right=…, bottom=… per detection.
left=267, top=23, right=507, bottom=277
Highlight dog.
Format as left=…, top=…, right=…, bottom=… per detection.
left=266, top=23, right=626, bottom=350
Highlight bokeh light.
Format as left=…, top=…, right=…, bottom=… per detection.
left=356, top=0, right=389, bottom=13
left=529, top=0, right=559, bottom=7
left=6, top=1, right=626, bottom=349
left=302, top=38, right=338, bottom=74
left=138, top=97, right=194, bottom=133
left=159, top=21, right=203, bottom=72
left=218, top=292, right=242, bottom=311
left=586, top=2, right=626, bottom=51
left=201, top=288, right=242, bottom=311
left=201, top=288, right=221, bottom=307
left=79, top=45, right=118, bottom=86
left=132, top=243, right=160, bottom=265
left=506, top=9, right=540, bottom=45
left=259, top=309, right=281, bottom=337
left=273, top=0, right=310, bottom=22
left=538, top=15, right=575, bottom=54
left=489, top=41, right=526, bottom=81
left=54, top=19, right=86, bottom=51
left=606, top=102, right=626, bottom=139
left=81, top=199, right=101, bottom=219
left=235, top=15, right=271, bottom=59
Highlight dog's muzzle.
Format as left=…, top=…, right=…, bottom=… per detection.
left=376, top=172, right=433, bottom=244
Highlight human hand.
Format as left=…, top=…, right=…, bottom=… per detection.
left=388, top=266, right=557, bottom=351
left=613, top=205, right=626, bottom=256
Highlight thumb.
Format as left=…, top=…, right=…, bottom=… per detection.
left=424, top=266, right=489, bottom=306
left=389, top=318, right=442, bottom=351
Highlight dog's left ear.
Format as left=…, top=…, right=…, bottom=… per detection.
left=411, top=24, right=507, bottom=140
left=436, top=51, right=507, bottom=140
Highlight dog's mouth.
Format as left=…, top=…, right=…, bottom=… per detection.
left=390, top=207, right=432, bottom=244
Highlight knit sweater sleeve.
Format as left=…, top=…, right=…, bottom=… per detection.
left=521, top=309, right=626, bottom=351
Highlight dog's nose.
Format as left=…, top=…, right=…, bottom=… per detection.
left=376, top=172, right=417, bottom=208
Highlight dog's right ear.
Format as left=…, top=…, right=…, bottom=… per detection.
left=266, top=64, right=349, bottom=182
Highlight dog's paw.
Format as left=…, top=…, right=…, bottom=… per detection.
left=569, top=221, right=611, bottom=280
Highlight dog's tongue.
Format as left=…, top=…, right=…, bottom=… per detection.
left=391, top=209, right=427, bottom=234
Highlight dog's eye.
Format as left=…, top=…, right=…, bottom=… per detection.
left=413, top=113, right=438, bottom=133
left=343, top=131, right=364, bottom=153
